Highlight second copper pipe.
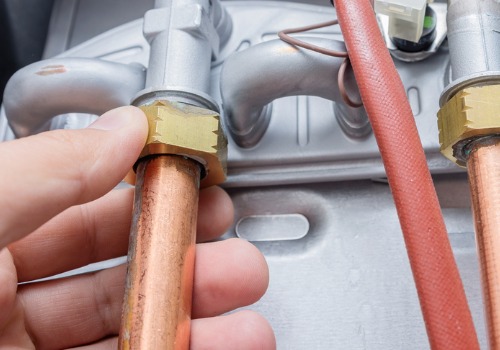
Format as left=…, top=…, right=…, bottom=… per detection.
left=119, top=155, right=201, bottom=349
left=467, top=137, right=500, bottom=349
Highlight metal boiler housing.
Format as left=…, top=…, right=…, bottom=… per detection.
left=0, top=0, right=491, bottom=349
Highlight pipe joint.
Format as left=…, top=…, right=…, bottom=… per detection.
left=438, top=84, right=500, bottom=166
left=138, top=100, right=227, bottom=187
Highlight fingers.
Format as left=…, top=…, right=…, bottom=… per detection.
left=21, top=265, right=124, bottom=350
left=0, top=249, right=35, bottom=349
left=0, top=106, right=148, bottom=249
left=197, top=186, right=235, bottom=242
left=191, top=311, right=276, bottom=350
left=193, top=239, right=269, bottom=318
left=18, top=239, right=268, bottom=349
left=68, top=337, right=117, bottom=350
left=68, top=312, right=276, bottom=350
left=9, top=189, right=133, bottom=283
left=0, top=249, right=17, bottom=329
left=9, top=186, right=233, bottom=282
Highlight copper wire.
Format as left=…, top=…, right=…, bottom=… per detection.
left=278, top=20, right=348, bottom=58
left=278, top=20, right=363, bottom=108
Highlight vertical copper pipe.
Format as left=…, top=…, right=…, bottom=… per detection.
left=467, top=137, right=500, bottom=350
left=119, top=155, right=201, bottom=350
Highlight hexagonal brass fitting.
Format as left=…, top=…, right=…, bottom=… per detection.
left=438, top=84, right=500, bottom=166
left=139, top=100, right=227, bottom=188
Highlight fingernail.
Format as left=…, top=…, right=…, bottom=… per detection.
left=88, top=107, right=131, bottom=131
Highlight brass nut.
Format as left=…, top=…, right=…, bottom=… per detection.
left=139, top=100, right=227, bottom=188
left=438, top=84, right=500, bottom=166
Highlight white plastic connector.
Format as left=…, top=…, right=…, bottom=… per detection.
left=374, top=0, right=427, bottom=43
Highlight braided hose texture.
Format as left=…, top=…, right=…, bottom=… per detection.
left=333, top=1, right=479, bottom=349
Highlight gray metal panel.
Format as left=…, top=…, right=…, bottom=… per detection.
left=28, top=1, right=463, bottom=187
left=46, top=0, right=330, bottom=56
left=225, top=176, right=485, bottom=349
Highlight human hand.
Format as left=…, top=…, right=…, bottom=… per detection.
left=0, top=107, right=275, bottom=349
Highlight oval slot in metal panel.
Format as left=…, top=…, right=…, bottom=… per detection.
left=236, top=214, right=310, bottom=242
left=407, top=86, right=421, bottom=116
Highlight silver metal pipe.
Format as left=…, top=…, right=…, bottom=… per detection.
left=154, top=0, right=171, bottom=8
left=152, top=0, right=229, bottom=48
left=140, top=0, right=229, bottom=105
left=212, top=0, right=232, bottom=47
left=220, top=38, right=365, bottom=148
left=447, top=0, right=500, bottom=81
left=3, top=58, right=146, bottom=138
left=440, top=0, right=500, bottom=105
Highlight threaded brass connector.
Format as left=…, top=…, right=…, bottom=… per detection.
left=139, top=100, right=227, bottom=188
left=438, top=84, right=500, bottom=166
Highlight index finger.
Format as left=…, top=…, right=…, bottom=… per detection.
left=9, top=186, right=234, bottom=282
left=0, top=106, right=148, bottom=249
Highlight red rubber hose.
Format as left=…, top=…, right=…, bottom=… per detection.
left=333, top=1, right=479, bottom=349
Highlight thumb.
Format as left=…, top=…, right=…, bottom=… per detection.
left=0, top=106, right=148, bottom=248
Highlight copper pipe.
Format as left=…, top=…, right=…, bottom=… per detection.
left=467, top=137, right=500, bottom=350
left=119, top=155, right=201, bottom=350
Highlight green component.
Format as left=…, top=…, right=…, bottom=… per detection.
left=423, top=16, right=435, bottom=29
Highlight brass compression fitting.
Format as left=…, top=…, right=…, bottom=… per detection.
left=138, top=100, right=227, bottom=187
left=119, top=100, right=227, bottom=349
left=438, top=84, right=500, bottom=167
